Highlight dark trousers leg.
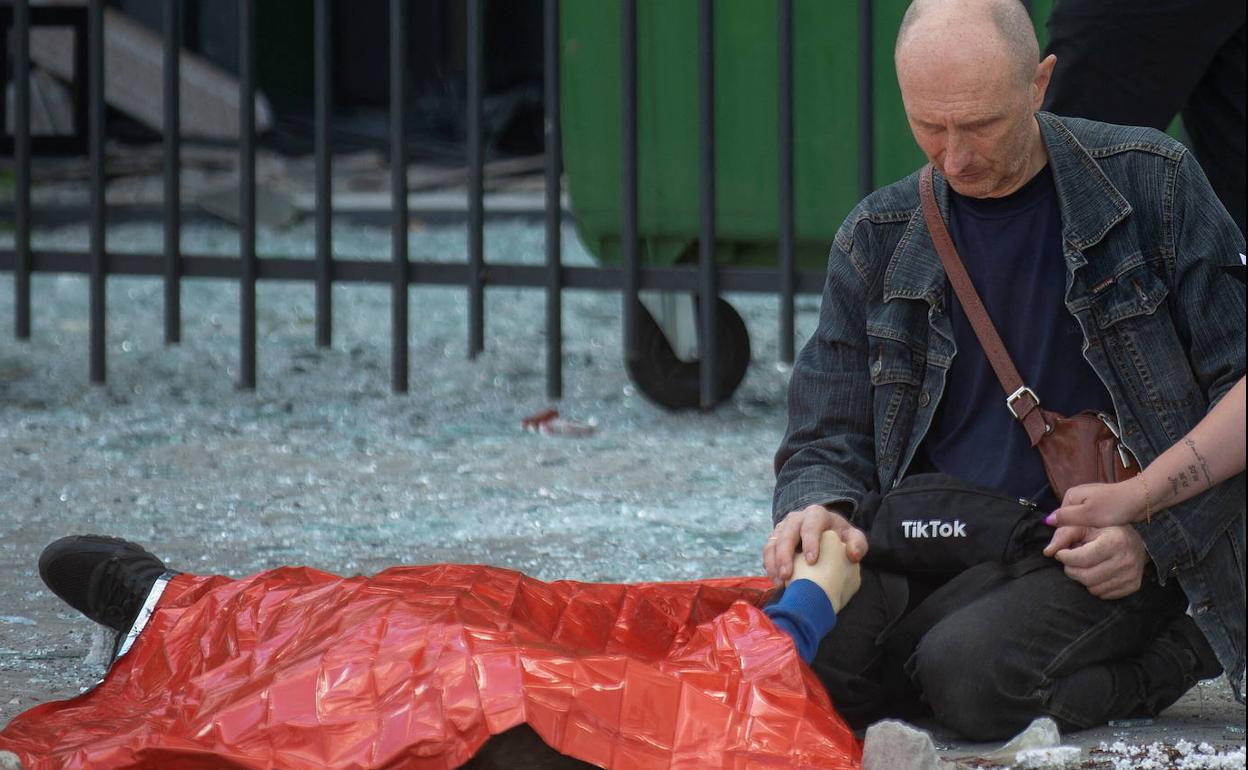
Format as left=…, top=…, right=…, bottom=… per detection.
left=1043, top=0, right=1247, bottom=236
left=807, top=567, right=926, bottom=730
left=907, top=564, right=1188, bottom=742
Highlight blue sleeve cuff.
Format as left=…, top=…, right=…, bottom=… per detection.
left=763, top=578, right=838, bottom=663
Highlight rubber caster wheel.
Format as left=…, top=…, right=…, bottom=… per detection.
left=625, top=296, right=750, bottom=410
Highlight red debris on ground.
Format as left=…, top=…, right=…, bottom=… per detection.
left=521, top=409, right=596, bottom=438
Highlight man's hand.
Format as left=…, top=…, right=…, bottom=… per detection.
left=763, top=504, right=868, bottom=588
left=1043, top=524, right=1149, bottom=600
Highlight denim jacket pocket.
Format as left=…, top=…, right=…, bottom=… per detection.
left=1090, top=257, right=1205, bottom=424
left=1089, top=257, right=1169, bottom=329
left=867, top=330, right=922, bottom=468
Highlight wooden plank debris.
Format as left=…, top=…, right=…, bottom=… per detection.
left=27, top=6, right=272, bottom=140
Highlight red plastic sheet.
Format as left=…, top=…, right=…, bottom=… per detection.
left=0, top=566, right=862, bottom=769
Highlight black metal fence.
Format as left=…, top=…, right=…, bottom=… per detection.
left=0, top=0, right=877, bottom=409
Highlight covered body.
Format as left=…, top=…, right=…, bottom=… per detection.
left=0, top=565, right=860, bottom=770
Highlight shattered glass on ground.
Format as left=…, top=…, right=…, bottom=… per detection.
left=0, top=220, right=1242, bottom=767
left=0, top=219, right=819, bottom=722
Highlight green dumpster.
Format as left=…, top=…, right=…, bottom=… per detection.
left=559, top=0, right=1054, bottom=408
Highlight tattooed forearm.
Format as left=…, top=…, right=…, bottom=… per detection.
left=1184, top=438, right=1214, bottom=489
left=1168, top=471, right=1190, bottom=498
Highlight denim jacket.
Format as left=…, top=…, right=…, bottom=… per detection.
left=774, top=112, right=1246, bottom=692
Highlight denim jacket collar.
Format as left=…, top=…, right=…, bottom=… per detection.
left=883, top=192, right=948, bottom=305
left=1036, top=111, right=1133, bottom=261
left=883, top=111, right=1133, bottom=302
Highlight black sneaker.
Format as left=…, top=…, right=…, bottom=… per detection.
left=38, top=535, right=173, bottom=633
left=1123, top=613, right=1223, bottom=717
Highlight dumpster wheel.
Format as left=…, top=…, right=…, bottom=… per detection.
left=626, top=297, right=751, bottom=410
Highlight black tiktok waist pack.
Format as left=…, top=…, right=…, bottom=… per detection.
left=853, top=473, right=1052, bottom=580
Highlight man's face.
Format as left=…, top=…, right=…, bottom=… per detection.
left=897, top=45, right=1048, bottom=199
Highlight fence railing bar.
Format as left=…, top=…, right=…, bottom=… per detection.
left=14, top=0, right=31, bottom=340
left=314, top=0, right=333, bottom=349
left=621, top=0, right=639, bottom=367
left=238, top=0, right=257, bottom=389
left=389, top=0, right=409, bottom=393
left=777, top=0, right=795, bottom=364
left=88, top=0, right=105, bottom=383
left=163, top=0, right=181, bottom=345
left=857, top=0, right=874, bottom=198
left=3, top=251, right=830, bottom=294
left=466, top=0, right=486, bottom=358
left=543, top=0, right=563, bottom=401
left=697, top=0, right=717, bottom=409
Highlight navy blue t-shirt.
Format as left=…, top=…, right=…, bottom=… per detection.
left=917, top=165, right=1116, bottom=509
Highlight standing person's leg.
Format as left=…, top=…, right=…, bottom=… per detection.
left=907, top=564, right=1216, bottom=742
left=1042, top=0, right=1239, bottom=128
left=1182, top=24, right=1247, bottom=237
left=1042, top=0, right=1247, bottom=236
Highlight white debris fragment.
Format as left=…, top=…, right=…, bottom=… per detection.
left=1097, top=739, right=1247, bottom=770
left=861, top=720, right=938, bottom=770
left=1014, top=746, right=1081, bottom=769
left=985, top=716, right=1062, bottom=761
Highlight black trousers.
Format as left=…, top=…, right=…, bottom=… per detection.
left=809, top=563, right=1191, bottom=742
left=1042, top=0, right=1247, bottom=238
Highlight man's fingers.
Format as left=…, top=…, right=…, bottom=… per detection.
left=842, top=526, right=869, bottom=562
left=1043, top=525, right=1088, bottom=558
left=1062, top=555, right=1115, bottom=587
left=1079, top=569, right=1136, bottom=600
left=824, top=514, right=868, bottom=562
left=798, top=516, right=826, bottom=565
left=764, top=525, right=797, bottom=584
left=1097, top=578, right=1140, bottom=601
left=773, top=519, right=803, bottom=581
left=1054, top=537, right=1108, bottom=570
left=762, top=536, right=779, bottom=584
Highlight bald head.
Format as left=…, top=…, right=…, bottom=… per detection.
left=895, top=0, right=1039, bottom=85
left=892, top=0, right=1055, bottom=198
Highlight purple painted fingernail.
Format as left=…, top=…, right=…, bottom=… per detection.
left=1044, top=513, right=1057, bottom=526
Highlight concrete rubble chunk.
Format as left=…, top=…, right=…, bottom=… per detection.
left=28, top=7, right=272, bottom=140
left=984, top=716, right=1062, bottom=761
left=862, top=720, right=939, bottom=770
left=82, top=624, right=116, bottom=671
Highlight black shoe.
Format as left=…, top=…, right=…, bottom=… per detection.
left=38, top=535, right=173, bottom=633
left=1121, top=613, right=1223, bottom=717
left=1156, top=613, right=1224, bottom=681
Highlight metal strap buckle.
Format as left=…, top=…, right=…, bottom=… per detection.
left=1098, top=412, right=1135, bottom=468
left=1096, top=412, right=1121, bottom=438
left=1006, top=386, right=1040, bottom=419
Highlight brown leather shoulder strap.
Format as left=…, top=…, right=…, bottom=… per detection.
left=918, top=165, right=1050, bottom=445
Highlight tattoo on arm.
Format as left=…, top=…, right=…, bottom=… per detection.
left=1184, top=438, right=1214, bottom=489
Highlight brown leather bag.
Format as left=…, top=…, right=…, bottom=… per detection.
left=918, top=165, right=1139, bottom=501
